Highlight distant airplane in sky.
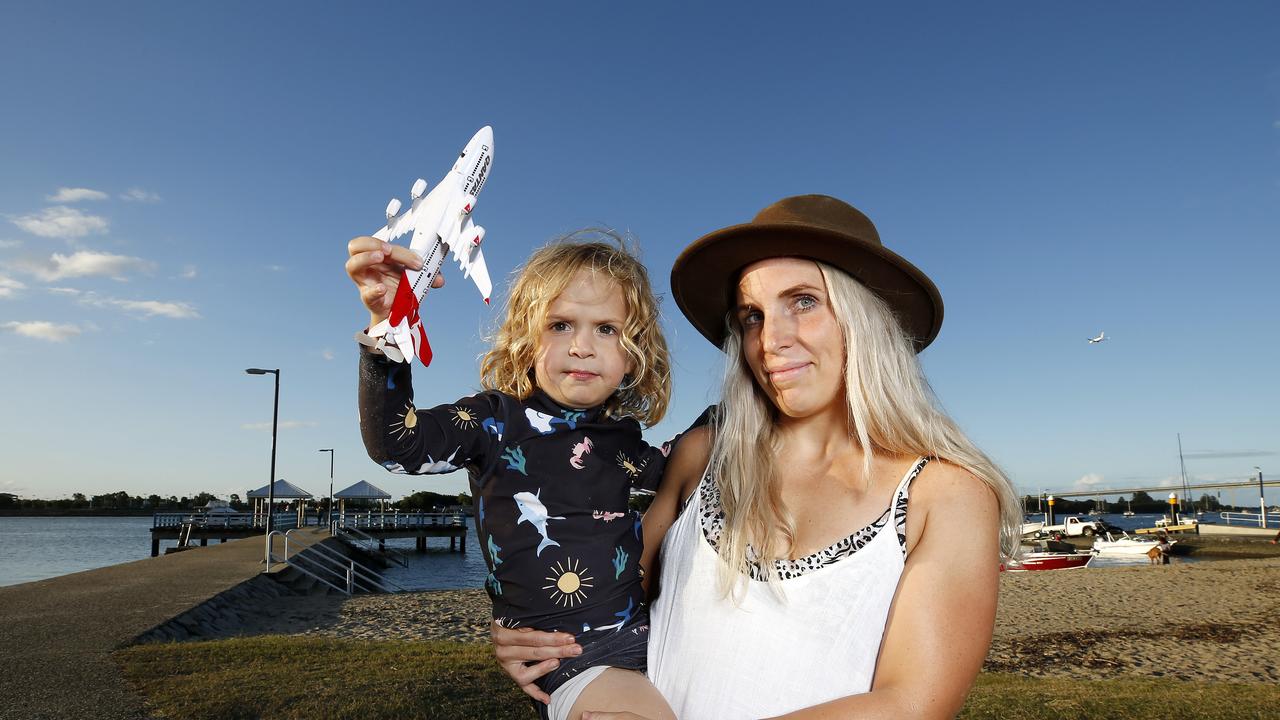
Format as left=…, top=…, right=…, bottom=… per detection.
left=1088, top=331, right=1106, bottom=344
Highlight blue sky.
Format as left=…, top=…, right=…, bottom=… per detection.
left=1, top=2, right=1277, bottom=506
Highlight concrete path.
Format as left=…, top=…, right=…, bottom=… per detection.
left=0, top=527, right=327, bottom=720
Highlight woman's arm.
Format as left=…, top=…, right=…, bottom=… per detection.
left=640, top=425, right=710, bottom=596
left=767, top=463, right=1001, bottom=720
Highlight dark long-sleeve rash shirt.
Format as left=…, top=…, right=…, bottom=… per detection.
left=358, top=350, right=673, bottom=634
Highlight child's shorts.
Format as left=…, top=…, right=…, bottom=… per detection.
left=535, top=609, right=650, bottom=720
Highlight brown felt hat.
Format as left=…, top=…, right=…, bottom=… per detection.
left=670, top=194, right=943, bottom=352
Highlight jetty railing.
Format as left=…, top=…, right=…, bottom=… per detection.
left=1220, top=510, right=1280, bottom=528
left=153, top=511, right=298, bottom=530
left=267, top=530, right=404, bottom=595
left=334, top=510, right=466, bottom=530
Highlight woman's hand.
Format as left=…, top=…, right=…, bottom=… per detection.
left=345, top=236, right=437, bottom=327
left=490, top=620, right=582, bottom=704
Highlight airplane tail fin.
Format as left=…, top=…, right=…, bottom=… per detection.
left=382, top=270, right=433, bottom=367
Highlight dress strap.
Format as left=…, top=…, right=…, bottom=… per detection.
left=893, top=456, right=931, bottom=556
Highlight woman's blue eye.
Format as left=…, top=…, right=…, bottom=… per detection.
left=740, top=310, right=762, bottom=326
left=795, top=295, right=817, bottom=311
left=598, top=324, right=617, bottom=336
left=550, top=321, right=570, bottom=332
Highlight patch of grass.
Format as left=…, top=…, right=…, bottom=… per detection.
left=118, top=637, right=1280, bottom=720
left=962, top=673, right=1280, bottom=720
left=116, top=636, right=533, bottom=720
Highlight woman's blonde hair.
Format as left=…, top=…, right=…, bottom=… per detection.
left=710, top=261, right=1020, bottom=594
left=480, top=231, right=670, bottom=426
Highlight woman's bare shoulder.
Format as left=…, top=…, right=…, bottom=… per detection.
left=910, top=459, right=999, bottom=519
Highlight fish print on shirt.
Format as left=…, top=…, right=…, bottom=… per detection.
left=582, top=596, right=636, bottom=633
left=514, top=489, right=564, bottom=556
left=592, top=510, right=625, bottom=522
left=415, top=446, right=461, bottom=474
left=570, top=436, right=594, bottom=470
left=525, top=408, right=572, bottom=435
left=560, top=410, right=585, bottom=429
left=481, top=417, right=504, bottom=442
left=486, top=535, right=504, bottom=596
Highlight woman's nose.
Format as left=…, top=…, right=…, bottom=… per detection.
left=761, top=314, right=795, bottom=353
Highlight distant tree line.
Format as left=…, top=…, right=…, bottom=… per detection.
left=0, top=490, right=246, bottom=516
left=393, top=491, right=473, bottom=511
left=1022, top=491, right=1228, bottom=516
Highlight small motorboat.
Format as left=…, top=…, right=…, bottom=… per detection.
left=1091, top=532, right=1174, bottom=557
left=1020, top=520, right=1045, bottom=537
left=1001, top=551, right=1093, bottom=572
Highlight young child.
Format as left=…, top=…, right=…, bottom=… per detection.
left=348, top=233, right=678, bottom=720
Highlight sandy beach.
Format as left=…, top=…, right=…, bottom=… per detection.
left=227, top=556, right=1280, bottom=685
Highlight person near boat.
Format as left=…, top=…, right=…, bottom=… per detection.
left=492, top=194, right=1022, bottom=719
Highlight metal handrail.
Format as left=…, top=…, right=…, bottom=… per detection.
left=1220, top=510, right=1280, bottom=528
left=292, top=534, right=406, bottom=594
left=330, top=522, right=409, bottom=567
left=265, top=530, right=403, bottom=595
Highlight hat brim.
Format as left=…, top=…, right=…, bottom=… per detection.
left=670, top=222, right=944, bottom=352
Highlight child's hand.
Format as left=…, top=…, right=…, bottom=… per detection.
left=345, top=236, right=441, bottom=327
left=490, top=620, right=582, bottom=704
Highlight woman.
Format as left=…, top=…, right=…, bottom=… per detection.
left=495, top=195, right=1021, bottom=719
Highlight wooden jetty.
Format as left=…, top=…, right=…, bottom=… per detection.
left=151, top=510, right=469, bottom=556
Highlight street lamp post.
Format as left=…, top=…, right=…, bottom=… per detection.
left=319, top=448, right=334, bottom=527
left=245, top=369, right=280, bottom=548
left=1257, top=467, right=1266, bottom=529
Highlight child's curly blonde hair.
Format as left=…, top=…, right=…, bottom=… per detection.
left=480, top=231, right=670, bottom=426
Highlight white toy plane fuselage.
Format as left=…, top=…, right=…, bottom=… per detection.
left=1088, top=331, right=1106, bottom=344
left=361, top=126, right=495, bottom=366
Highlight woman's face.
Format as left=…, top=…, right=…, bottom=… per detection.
left=735, top=257, right=846, bottom=421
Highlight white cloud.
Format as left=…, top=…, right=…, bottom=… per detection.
left=321, top=348, right=335, bottom=360
left=265, top=264, right=286, bottom=272
left=49, top=287, right=198, bottom=319
left=16, top=251, right=154, bottom=281
left=1073, top=473, right=1105, bottom=491
left=241, top=420, right=319, bottom=432
left=0, top=275, right=25, bottom=298
left=3, top=320, right=82, bottom=342
left=179, top=265, right=197, bottom=279
left=0, top=239, right=22, bottom=249
left=120, top=188, right=161, bottom=203
left=47, top=187, right=108, bottom=203
left=11, top=206, right=109, bottom=239
left=107, top=299, right=199, bottom=319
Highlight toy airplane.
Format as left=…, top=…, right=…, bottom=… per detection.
left=1088, top=331, right=1106, bottom=344
left=358, top=126, right=494, bottom=366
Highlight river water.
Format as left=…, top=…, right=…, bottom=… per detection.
left=0, top=513, right=1230, bottom=589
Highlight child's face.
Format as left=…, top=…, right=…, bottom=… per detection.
left=533, top=269, right=635, bottom=409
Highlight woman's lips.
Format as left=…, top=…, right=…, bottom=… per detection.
left=566, top=370, right=598, bottom=381
left=767, top=362, right=811, bottom=383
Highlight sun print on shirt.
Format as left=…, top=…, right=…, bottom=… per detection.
left=544, top=557, right=594, bottom=608
left=389, top=403, right=418, bottom=441
left=450, top=406, right=479, bottom=430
